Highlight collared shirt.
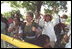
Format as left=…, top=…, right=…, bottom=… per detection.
left=42, top=21, right=57, bottom=42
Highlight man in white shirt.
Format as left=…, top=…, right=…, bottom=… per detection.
left=42, top=14, right=57, bottom=48
left=38, top=15, right=45, bottom=28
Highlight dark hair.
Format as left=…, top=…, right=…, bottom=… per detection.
left=14, top=13, right=19, bottom=16
left=62, top=14, right=68, bottom=19
left=35, top=34, right=50, bottom=47
left=44, top=14, right=53, bottom=21
left=13, top=17, right=20, bottom=22
left=27, top=12, right=34, bottom=18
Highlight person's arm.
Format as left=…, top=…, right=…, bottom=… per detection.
left=49, top=23, right=57, bottom=42
left=36, top=28, right=42, bottom=37
left=8, top=24, right=15, bottom=32
left=18, top=26, right=23, bottom=37
left=32, top=26, right=42, bottom=37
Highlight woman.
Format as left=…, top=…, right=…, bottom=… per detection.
left=22, top=12, right=41, bottom=44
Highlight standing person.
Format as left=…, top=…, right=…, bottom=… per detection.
left=42, top=14, right=57, bottom=48
left=21, top=12, right=41, bottom=44
left=54, top=14, right=68, bottom=48
left=54, top=14, right=68, bottom=38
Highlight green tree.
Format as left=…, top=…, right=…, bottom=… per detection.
left=1, top=1, right=67, bottom=19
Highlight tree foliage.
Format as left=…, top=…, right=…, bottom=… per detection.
left=1, top=1, right=67, bottom=18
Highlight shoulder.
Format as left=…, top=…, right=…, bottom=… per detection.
left=22, top=22, right=26, bottom=25
left=10, top=23, right=14, bottom=25
left=32, top=22, right=39, bottom=27
left=32, top=22, right=38, bottom=25
left=9, top=23, right=14, bottom=27
left=32, top=22, right=37, bottom=24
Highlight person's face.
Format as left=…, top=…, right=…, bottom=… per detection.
left=13, top=18, right=19, bottom=24
left=26, top=14, right=33, bottom=22
left=44, top=16, right=50, bottom=22
left=61, top=15, right=67, bottom=19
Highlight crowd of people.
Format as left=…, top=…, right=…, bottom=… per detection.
left=1, top=11, right=71, bottom=48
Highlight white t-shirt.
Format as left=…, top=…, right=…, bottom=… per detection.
left=42, top=21, right=57, bottom=42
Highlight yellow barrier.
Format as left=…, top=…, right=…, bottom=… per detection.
left=1, top=34, right=42, bottom=48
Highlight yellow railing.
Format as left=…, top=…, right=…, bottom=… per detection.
left=1, top=34, right=42, bottom=48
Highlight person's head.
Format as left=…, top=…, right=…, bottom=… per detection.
left=14, top=13, right=20, bottom=18
left=44, top=14, right=52, bottom=22
left=13, top=18, right=20, bottom=25
left=26, top=12, right=34, bottom=22
left=61, top=14, right=68, bottom=19
left=60, top=14, right=68, bottom=23
left=36, top=34, right=50, bottom=47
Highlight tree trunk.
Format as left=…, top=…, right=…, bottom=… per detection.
left=35, top=1, right=43, bottom=19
